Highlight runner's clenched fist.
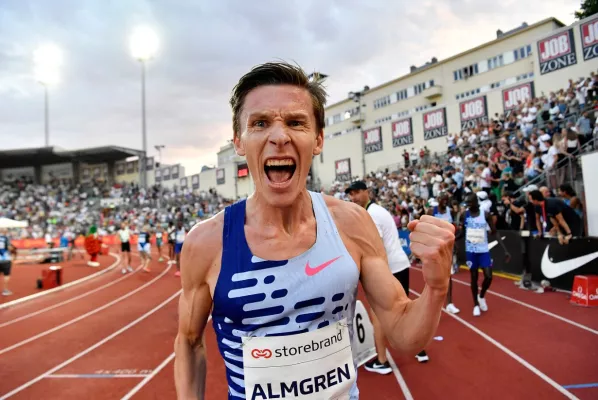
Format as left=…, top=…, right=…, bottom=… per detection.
left=408, top=215, right=455, bottom=293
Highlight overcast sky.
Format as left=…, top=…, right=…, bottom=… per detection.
left=0, top=0, right=580, bottom=174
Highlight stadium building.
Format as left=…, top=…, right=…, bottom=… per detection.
left=310, top=14, right=598, bottom=188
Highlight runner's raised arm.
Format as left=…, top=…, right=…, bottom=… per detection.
left=330, top=199, right=455, bottom=354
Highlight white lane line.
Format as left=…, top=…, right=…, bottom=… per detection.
left=0, top=289, right=182, bottom=399
left=120, top=353, right=175, bottom=400
left=120, top=315, right=212, bottom=399
left=409, top=288, right=579, bottom=400
left=385, top=350, right=414, bottom=400
left=0, top=263, right=173, bottom=356
left=410, top=266, right=598, bottom=335
left=0, top=254, right=145, bottom=329
left=46, top=374, right=149, bottom=379
left=0, top=252, right=122, bottom=310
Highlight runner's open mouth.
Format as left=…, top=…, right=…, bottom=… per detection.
left=264, top=159, right=296, bottom=184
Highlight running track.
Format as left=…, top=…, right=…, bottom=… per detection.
left=0, top=251, right=596, bottom=399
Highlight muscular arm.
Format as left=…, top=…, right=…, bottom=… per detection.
left=335, top=202, right=454, bottom=355
left=174, top=217, right=221, bottom=400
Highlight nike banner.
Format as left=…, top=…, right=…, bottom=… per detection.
left=529, top=237, right=598, bottom=290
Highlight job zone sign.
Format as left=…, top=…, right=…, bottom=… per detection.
left=423, top=108, right=448, bottom=140
left=502, top=82, right=535, bottom=113
left=581, top=16, right=598, bottom=61
left=391, top=118, right=413, bottom=148
left=537, top=29, right=577, bottom=75
left=335, top=158, right=351, bottom=182
left=363, top=127, right=383, bottom=154
left=459, top=96, right=488, bottom=130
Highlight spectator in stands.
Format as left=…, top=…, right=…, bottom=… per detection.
left=557, top=184, right=583, bottom=220
left=528, top=190, right=582, bottom=241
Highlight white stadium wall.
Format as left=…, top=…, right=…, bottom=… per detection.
left=581, top=151, right=598, bottom=237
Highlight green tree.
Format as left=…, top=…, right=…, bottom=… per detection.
left=575, top=0, right=598, bottom=20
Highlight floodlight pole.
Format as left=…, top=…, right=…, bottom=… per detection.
left=140, top=59, right=148, bottom=188
left=44, top=84, right=49, bottom=147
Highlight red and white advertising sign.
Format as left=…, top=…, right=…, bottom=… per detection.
left=459, top=96, right=488, bottom=130
left=363, top=127, right=383, bottom=154
left=581, top=16, right=598, bottom=61
left=423, top=108, right=448, bottom=141
left=335, top=158, right=351, bottom=182
left=537, top=29, right=577, bottom=75
left=502, top=82, right=535, bottom=112
left=391, top=118, right=413, bottom=148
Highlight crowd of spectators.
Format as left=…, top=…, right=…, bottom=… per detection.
left=0, top=178, right=234, bottom=240
left=324, top=72, right=598, bottom=238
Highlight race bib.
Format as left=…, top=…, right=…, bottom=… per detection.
left=242, top=318, right=355, bottom=399
left=176, top=233, right=185, bottom=242
left=0, top=242, right=5, bottom=250
left=138, top=236, right=146, bottom=244
left=466, top=228, right=485, bottom=244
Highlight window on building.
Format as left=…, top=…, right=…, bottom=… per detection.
left=333, top=114, right=341, bottom=123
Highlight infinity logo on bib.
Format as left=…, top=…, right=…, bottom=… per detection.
left=242, top=318, right=356, bottom=399
left=251, top=349, right=273, bottom=359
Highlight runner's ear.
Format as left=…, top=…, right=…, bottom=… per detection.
left=313, top=129, right=324, bottom=156
left=234, top=132, right=246, bottom=157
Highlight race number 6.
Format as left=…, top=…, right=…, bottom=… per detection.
left=355, top=313, right=365, bottom=343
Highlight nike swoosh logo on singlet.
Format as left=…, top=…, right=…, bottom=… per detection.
left=305, top=256, right=342, bottom=276
left=541, top=246, right=598, bottom=279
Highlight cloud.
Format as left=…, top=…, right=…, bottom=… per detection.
left=0, top=0, right=580, bottom=174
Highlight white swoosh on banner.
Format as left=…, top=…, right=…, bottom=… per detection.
left=488, top=237, right=506, bottom=250
left=540, top=246, right=598, bottom=279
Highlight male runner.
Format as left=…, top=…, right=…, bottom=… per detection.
left=346, top=180, right=429, bottom=373
left=174, top=62, right=455, bottom=400
left=118, top=222, right=133, bottom=274
left=137, top=224, right=151, bottom=273
left=427, top=193, right=460, bottom=315
left=156, top=224, right=165, bottom=262
left=0, top=229, right=14, bottom=296
left=167, top=221, right=176, bottom=264
left=458, top=193, right=510, bottom=316
left=173, top=220, right=186, bottom=277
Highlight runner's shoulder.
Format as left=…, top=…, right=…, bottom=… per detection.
left=322, top=194, right=375, bottom=235
left=181, top=212, right=224, bottom=276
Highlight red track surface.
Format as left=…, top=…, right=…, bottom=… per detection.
left=0, top=255, right=596, bottom=400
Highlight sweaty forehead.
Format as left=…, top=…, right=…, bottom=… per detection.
left=241, top=85, right=313, bottom=117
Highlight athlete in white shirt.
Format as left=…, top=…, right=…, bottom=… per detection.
left=118, top=222, right=133, bottom=274
left=346, top=181, right=429, bottom=375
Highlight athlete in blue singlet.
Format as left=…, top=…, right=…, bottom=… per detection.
left=458, top=193, right=510, bottom=317
left=137, top=225, right=151, bottom=273
left=427, top=193, right=460, bottom=315
left=0, top=229, right=14, bottom=296
left=174, top=62, right=456, bottom=400
left=173, top=221, right=186, bottom=277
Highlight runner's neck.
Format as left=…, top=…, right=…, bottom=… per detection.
left=246, top=190, right=314, bottom=235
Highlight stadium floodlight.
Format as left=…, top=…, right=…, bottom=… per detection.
left=33, top=43, right=63, bottom=147
left=129, top=26, right=159, bottom=189
left=130, top=26, right=159, bottom=61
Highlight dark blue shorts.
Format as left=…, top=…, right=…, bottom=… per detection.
left=174, top=242, right=184, bottom=254
left=466, top=252, right=492, bottom=269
